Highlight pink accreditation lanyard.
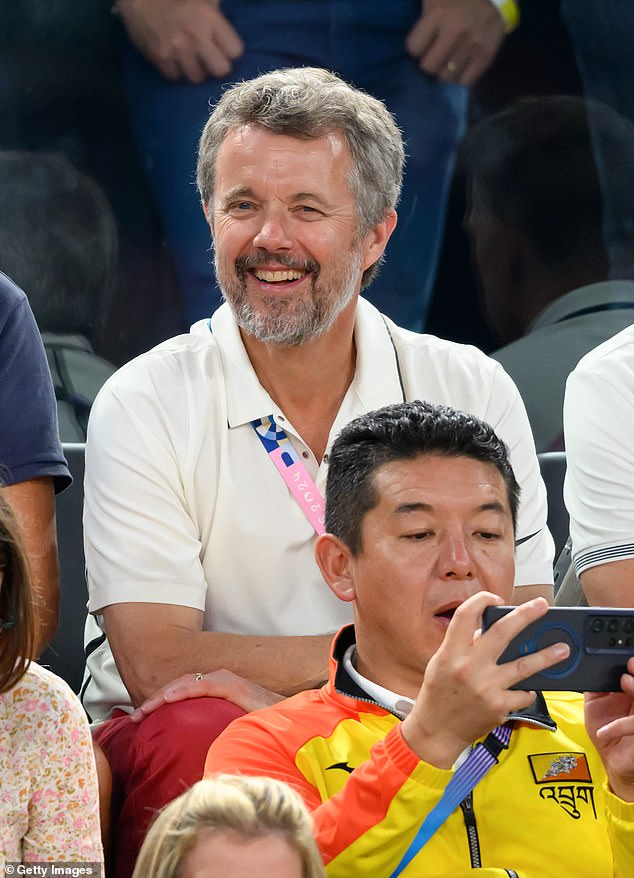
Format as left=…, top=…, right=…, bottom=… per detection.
left=251, top=415, right=326, bottom=535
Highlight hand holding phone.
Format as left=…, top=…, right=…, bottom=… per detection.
left=482, top=606, right=634, bottom=691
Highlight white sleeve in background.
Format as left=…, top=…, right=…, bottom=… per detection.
left=563, top=325, right=634, bottom=575
left=479, top=360, right=554, bottom=587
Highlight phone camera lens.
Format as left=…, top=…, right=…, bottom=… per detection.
left=623, top=619, right=634, bottom=634
left=590, top=618, right=604, bottom=634
left=608, top=619, right=620, bottom=633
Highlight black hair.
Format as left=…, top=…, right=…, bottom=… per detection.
left=0, top=150, right=118, bottom=337
left=325, top=400, right=519, bottom=555
left=462, top=96, right=634, bottom=272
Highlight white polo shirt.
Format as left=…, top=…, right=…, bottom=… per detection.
left=82, top=297, right=553, bottom=721
left=564, top=322, right=634, bottom=575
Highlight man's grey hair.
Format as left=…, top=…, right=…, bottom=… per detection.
left=197, top=67, right=405, bottom=288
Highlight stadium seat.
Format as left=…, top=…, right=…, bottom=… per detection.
left=40, top=442, right=87, bottom=692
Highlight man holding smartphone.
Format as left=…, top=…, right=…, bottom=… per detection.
left=206, top=401, right=634, bottom=876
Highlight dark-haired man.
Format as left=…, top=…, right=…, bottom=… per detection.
left=464, top=95, right=634, bottom=452
left=206, top=401, right=634, bottom=876
left=0, top=150, right=118, bottom=441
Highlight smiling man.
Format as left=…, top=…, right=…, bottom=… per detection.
left=206, top=401, right=634, bottom=877
left=82, top=67, right=554, bottom=875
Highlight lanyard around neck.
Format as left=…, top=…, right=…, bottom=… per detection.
left=251, top=415, right=326, bottom=535
left=247, top=315, right=406, bottom=535
left=389, top=723, right=513, bottom=877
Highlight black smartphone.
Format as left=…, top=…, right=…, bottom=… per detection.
left=481, top=606, right=634, bottom=692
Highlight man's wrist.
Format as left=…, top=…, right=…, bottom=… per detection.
left=488, top=0, right=520, bottom=33
left=609, top=777, right=634, bottom=804
left=401, top=713, right=466, bottom=769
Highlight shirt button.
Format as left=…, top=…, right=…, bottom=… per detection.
left=278, top=415, right=285, bottom=422
left=302, top=451, right=309, bottom=459
left=323, top=454, right=329, bottom=462
left=395, top=699, right=413, bottom=717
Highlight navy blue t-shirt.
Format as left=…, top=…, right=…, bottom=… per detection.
left=0, top=272, right=71, bottom=491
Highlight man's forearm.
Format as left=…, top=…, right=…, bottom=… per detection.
left=192, top=630, right=332, bottom=696
left=3, top=479, right=60, bottom=656
left=104, top=603, right=332, bottom=706
left=132, top=631, right=332, bottom=706
left=30, top=546, right=61, bottom=656
left=580, top=561, right=634, bottom=608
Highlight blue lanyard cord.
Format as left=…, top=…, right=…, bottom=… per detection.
left=389, top=724, right=512, bottom=878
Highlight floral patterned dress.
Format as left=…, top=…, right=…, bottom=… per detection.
left=0, top=662, right=103, bottom=866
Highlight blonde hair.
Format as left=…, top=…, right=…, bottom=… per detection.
left=132, top=775, right=326, bottom=878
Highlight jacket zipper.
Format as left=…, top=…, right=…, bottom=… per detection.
left=460, top=792, right=481, bottom=868
left=461, top=793, right=521, bottom=876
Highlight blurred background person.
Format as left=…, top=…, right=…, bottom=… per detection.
left=463, top=95, right=634, bottom=452
left=562, top=1, right=634, bottom=280
left=132, top=774, right=326, bottom=878
left=0, top=150, right=118, bottom=441
left=0, top=1, right=182, bottom=366
left=0, top=492, right=103, bottom=864
left=424, top=0, right=585, bottom=353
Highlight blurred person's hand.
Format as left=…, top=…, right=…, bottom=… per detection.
left=129, top=668, right=283, bottom=721
left=115, top=0, right=244, bottom=83
left=406, top=0, right=507, bottom=87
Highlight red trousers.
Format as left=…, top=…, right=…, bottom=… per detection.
left=94, top=697, right=245, bottom=878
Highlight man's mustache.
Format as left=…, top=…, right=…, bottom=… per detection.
left=236, top=251, right=320, bottom=276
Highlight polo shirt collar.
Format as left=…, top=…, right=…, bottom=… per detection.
left=342, top=643, right=415, bottom=719
left=209, top=303, right=276, bottom=428
left=529, top=279, right=634, bottom=333
left=209, top=297, right=404, bottom=429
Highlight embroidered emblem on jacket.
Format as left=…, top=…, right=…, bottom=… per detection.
left=528, top=752, right=596, bottom=820
left=326, top=761, right=355, bottom=774
left=544, top=754, right=579, bottom=778
left=529, top=752, right=592, bottom=784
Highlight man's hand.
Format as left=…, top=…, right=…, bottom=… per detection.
left=585, top=657, right=634, bottom=802
left=406, top=0, right=506, bottom=86
left=402, top=593, right=569, bottom=768
left=130, top=668, right=284, bottom=722
left=116, top=0, right=244, bottom=83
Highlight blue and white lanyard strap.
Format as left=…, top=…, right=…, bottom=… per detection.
left=251, top=414, right=326, bottom=535
left=389, top=723, right=513, bottom=878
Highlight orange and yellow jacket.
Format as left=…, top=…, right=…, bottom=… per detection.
left=205, top=626, right=634, bottom=877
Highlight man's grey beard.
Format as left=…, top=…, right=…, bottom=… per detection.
left=216, top=250, right=362, bottom=347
